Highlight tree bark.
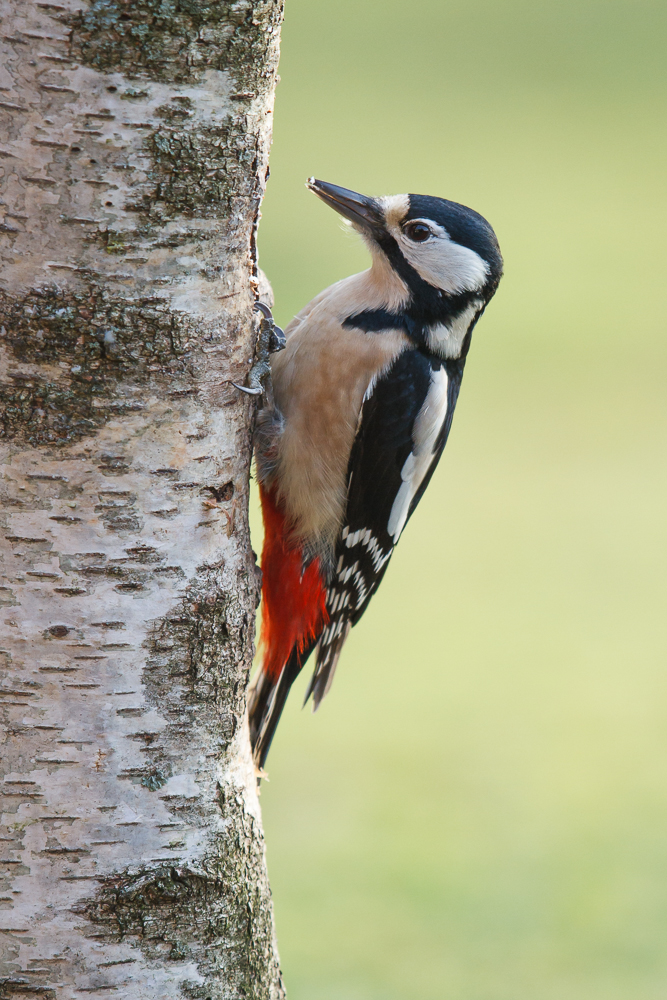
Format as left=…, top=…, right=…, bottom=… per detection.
left=0, top=1, right=284, bottom=997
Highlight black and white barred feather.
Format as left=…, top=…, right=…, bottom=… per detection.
left=304, top=346, right=464, bottom=709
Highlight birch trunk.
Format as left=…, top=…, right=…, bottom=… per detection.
left=0, top=1, right=285, bottom=996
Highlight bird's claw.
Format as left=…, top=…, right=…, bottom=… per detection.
left=232, top=381, right=263, bottom=396
left=255, top=301, right=286, bottom=354
left=232, top=300, right=285, bottom=398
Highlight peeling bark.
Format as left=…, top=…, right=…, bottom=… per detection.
left=0, top=1, right=285, bottom=996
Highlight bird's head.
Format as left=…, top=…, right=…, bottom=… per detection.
left=307, top=178, right=503, bottom=329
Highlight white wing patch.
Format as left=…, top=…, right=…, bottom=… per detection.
left=387, top=367, right=450, bottom=543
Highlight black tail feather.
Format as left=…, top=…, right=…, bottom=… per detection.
left=248, top=639, right=317, bottom=770
left=247, top=667, right=277, bottom=753
left=303, top=620, right=351, bottom=711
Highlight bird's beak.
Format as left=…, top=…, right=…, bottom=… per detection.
left=306, top=178, right=385, bottom=237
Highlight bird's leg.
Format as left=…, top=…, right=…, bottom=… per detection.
left=232, top=301, right=285, bottom=399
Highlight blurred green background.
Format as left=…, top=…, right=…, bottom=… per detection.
left=253, top=1, right=667, bottom=997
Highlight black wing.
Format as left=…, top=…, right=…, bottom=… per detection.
left=305, top=348, right=465, bottom=707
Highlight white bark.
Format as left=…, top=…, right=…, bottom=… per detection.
left=0, top=1, right=284, bottom=996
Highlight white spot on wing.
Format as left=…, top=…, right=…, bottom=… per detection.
left=387, top=367, right=449, bottom=542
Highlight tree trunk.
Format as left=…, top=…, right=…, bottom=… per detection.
left=0, top=2, right=284, bottom=997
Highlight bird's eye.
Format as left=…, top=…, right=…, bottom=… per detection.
left=403, top=222, right=432, bottom=242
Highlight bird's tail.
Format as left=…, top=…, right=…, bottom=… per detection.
left=248, top=485, right=328, bottom=768
left=303, top=619, right=351, bottom=711
left=248, top=645, right=312, bottom=770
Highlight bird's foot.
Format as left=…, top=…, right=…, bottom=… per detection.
left=232, top=301, right=285, bottom=398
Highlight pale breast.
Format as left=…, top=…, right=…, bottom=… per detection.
left=270, top=272, right=410, bottom=556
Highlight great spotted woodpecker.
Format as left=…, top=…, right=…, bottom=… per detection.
left=248, top=179, right=503, bottom=769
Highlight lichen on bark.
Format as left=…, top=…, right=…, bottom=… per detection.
left=0, top=1, right=285, bottom=996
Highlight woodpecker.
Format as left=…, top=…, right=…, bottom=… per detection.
left=248, top=179, right=503, bottom=769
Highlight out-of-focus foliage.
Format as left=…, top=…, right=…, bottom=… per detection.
left=254, top=1, right=667, bottom=996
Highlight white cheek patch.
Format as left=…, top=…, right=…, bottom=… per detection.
left=400, top=229, right=489, bottom=294
left=383, top=215, right=489, bottom=295
left=426, top=300, right=482, bottom=358
left=387, top=366, right=449, bottom=543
